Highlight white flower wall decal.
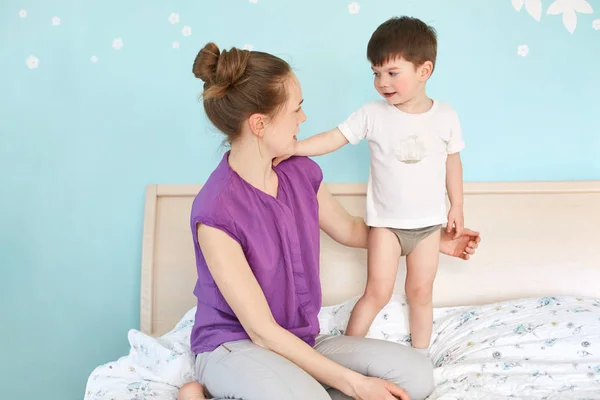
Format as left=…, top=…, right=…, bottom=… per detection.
left=168, top=13, right=180, bottom=25
left=26, top=56, right=39, bottom=69
left=547, top=0, right=594, bottom=33
left=13, top=3, right=597, bottom=71
left=517, top=44, right=530, bottom=56
left=112, top=38, right=124, bottom=50
left=181, top=26, right=192, bottom=37
left=512, top=0, right=542, bottom=21
left=348, top=2, right=360, bottom=14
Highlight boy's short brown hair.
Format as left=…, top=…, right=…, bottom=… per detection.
left=367, top=16, right=437, bottom=72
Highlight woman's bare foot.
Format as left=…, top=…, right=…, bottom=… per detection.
left=178, top=381, right=206, bottom=400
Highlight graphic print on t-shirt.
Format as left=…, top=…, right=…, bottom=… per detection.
left=394, top=134, right=426, bottom=164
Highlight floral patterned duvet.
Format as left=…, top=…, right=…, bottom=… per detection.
left=85, top=295, right=600, bottom=399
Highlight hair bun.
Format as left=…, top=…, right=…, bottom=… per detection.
left=192, top=42, right=220, bottom=82
left=193, top=42, right=250, bottom=99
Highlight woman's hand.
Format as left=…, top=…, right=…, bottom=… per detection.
left=440, top=227, right=480, bottom=260
left=350, top=376, right=411, bottom=400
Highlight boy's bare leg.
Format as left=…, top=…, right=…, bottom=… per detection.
left=405, top=229, right=441, bottom=352
left=345, top=227, right=401, bottom=337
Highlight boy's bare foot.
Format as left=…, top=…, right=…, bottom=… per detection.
left=178, top=382, right=206, bottom=400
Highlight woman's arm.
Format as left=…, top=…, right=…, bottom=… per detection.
left=316, top=183, right=480, bottom=257
left=316, top=183, right=369, bottom=248
left=196, top=224, right=396, bottom=398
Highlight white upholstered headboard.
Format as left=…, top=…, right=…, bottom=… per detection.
left=140, top=181, right=600, bottom=337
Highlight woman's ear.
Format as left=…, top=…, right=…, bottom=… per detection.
left=248, top=113, right=266, bottom=138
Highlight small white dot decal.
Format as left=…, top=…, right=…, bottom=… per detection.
left=168, top=13, right=180, bottom=25
left=348, top=2, right=360, bottom=14
left=517, top=44, right=529, bottom=57
left=26, top=55, right=39, bottom=69
left=112, top=38, right=124, bottom=50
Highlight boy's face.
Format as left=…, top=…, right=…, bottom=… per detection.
left=371, top=57, right=429, bottom=105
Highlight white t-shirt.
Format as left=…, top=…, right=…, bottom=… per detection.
left=338, top=99, right=465, bottom=229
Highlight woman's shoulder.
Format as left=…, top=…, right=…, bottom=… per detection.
left=191, top=160, right=237, bottom=225
left=276, top=156, right=323, bottom=193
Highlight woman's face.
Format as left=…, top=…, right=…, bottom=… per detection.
left=261, top=74, right=306, bottom=158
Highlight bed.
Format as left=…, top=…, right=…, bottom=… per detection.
left=84, top=180, right=600, bottom=399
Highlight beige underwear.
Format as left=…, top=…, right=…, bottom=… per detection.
left=389, top=224, right=442, bottom=256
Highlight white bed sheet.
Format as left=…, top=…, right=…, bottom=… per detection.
left=85, top=295, right=600, bottom=399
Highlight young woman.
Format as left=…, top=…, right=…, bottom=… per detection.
left=178, top=42, right=481, bottom=400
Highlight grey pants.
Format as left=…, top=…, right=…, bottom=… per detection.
left=194, top=334, right=434, bottom=400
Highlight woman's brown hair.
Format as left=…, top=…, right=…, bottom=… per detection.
left=193, top=42, right=292, bottom=143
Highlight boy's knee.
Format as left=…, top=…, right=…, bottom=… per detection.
left=406, top=284, right=433, bottom=305
left=364, top=287, right=393, bottom=309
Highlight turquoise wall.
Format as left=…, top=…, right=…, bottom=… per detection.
left=1, top=0, right=598, bottom=398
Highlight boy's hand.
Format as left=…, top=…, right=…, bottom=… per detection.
left=447, top=205, right=464, bottom=239
left=273, top=152, right=293, bottom=167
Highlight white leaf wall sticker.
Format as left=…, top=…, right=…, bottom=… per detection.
left=572, top=0, right=593, bottom=13
left=593, top=19, right=600, bottom=30
left=512, top=0, right=542, bottom=21
left=563, top=8, right=578, bottom=32
left=547, top=0, right=594, bottom=33
left=512, top=0, right=524, bottom=11
left=525, top=0, right=542, bottom=21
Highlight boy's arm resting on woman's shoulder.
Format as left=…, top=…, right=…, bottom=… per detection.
left=295, top=128, right=349, bottom=157
left=273, top=128, right=348, bottom=166
left=195, top=223, right=395, bottom=399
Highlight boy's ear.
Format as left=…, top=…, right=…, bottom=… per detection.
left=418, top=61, right=434, bottom=81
